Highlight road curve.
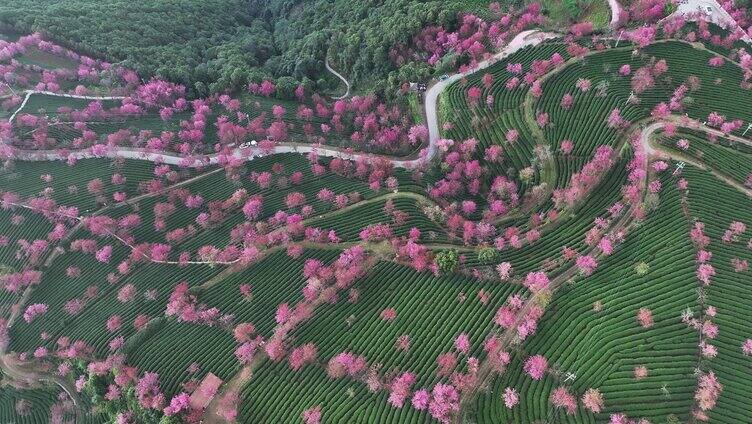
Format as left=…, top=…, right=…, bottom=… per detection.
left=424, top=29, right=559, bottom=166
left=639, top=118, right=752, bottom=197
left=325, top=58, right=351, bottom=100
left=0, top=354, right=82, bottom=423
left=607, top=0, right=625, bottom=28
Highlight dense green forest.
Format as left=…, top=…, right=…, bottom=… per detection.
left=0, top=0, right=511, bottom=96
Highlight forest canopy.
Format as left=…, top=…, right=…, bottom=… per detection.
left=0, top=0, right=510, bottom=96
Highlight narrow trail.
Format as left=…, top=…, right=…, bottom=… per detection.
left=8, top=89, right=126, bottom=123
left=0, top=354, right=82, bottom=423
left=201, top=361, right=258, bottom=424
left=640, top=118, right=752, bottom=197
left=325, top=58, right=351, bottom=100
left=675, top=171, right=715, bottom=420
left=5, top=193, right=397, bottom=269
left=7, top=91, right=32, bottom=124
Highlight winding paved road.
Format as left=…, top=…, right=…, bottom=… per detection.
left=7, top=30, right=560, bottom=171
